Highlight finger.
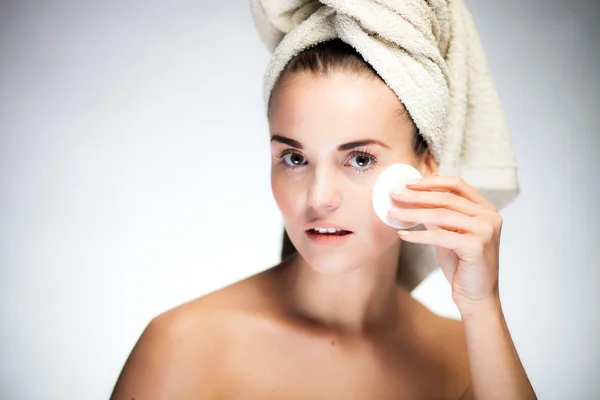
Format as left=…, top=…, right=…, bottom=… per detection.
left=388, top=207, right=481, bottom=234
left=390, top=188, right=480, bottom=217
left=398, top=229, right=485, bottom=260
left=397, top=228, right=463, bottom=251
left=407, top=176, right=496, bottom=211
left=398, top=230, right=488, bottom=276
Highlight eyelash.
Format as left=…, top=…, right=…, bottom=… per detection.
left=273, top=147, right=379, bottom=174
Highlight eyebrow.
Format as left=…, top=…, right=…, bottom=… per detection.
left=270, top=135, right=391, bottom=151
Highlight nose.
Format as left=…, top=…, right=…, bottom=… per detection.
left=306, top=166, right=342, bottom=213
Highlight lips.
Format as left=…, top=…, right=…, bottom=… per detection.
left=305, top=228, right=354, bottom=246
left=304, top=220, right=353, bottom=233
left=307, top=228, right=352, bottom=236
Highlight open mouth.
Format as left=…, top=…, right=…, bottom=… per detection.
left=306, top=228, right=353, bottom=236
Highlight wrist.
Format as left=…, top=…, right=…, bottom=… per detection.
left=459, top=291, right=502, bottom=321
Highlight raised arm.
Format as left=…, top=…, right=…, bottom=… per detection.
left=391, top=176, right=536, bottom=399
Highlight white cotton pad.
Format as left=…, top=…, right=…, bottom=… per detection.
left=372, top=163, right=423, bottom=229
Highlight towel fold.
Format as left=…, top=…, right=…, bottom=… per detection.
left=250, top=0, right=519, bottom=291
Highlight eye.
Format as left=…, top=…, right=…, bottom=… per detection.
left=274, top=150, right=307, bottom=170
left=347, top=150, right=378, bottom=174
left=348, top=153, right=373, bottom=169
left=283, top=152, right=306, bottom=166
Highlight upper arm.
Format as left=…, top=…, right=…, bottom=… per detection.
left=110, top=309, right=222, bottom=399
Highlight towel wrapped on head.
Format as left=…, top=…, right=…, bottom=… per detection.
left=250, top=0, right=519, bottom=291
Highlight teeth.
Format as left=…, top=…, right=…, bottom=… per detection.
left=313, top=228, right=343, bottom=233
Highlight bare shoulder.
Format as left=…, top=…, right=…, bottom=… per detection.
left=110, top=267, right=281, bottom=400
left=403, top=293, right=472, bottom=398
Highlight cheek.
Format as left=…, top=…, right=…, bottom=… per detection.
left=271, top=172, right=301, bottom=218
left=356, top=186, right=400, bottom=245
left=346, top=185, right=388, bottom=231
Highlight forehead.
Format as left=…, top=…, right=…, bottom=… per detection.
left=268, top=72, right=412, bottom=146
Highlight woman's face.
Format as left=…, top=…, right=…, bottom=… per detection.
left=269, top=71, right=436, bottom=275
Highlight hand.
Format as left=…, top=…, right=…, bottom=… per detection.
left=388, top=176, right=503, bottom=315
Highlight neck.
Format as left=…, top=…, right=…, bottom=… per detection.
left=280, top=241, right=404, bottom=336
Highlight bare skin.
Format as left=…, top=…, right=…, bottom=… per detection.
left=110, top=56, right=537, bottom=398
left=110, top=253, right=471, bottom=399
left=111, top=72, right=484, bottom=399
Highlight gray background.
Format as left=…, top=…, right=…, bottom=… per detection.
left=1, top=0, right=599, bottom=398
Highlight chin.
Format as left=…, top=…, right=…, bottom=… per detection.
left=298, top=247, right=367, bottom=275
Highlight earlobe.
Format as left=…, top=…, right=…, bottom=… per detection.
left=419, top=150, right=439, bottom=177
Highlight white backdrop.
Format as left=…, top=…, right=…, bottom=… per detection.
left=1, top=0, right=599, bottom=398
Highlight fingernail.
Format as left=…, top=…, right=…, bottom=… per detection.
left=406, top=178, right=421, bottom=185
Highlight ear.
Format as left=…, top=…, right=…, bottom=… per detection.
left=418, top=149, right=439, bottom=178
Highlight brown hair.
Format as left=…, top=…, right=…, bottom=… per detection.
left=272, top=39, right=431, bottom=266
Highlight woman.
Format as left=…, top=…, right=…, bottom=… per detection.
left=111, top=2, right=536, bottom=399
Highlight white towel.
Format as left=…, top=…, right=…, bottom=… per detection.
left=250, top=0, right=520, bottom=291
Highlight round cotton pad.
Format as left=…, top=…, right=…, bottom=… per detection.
left=372, top=163, right=423, bottom=229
